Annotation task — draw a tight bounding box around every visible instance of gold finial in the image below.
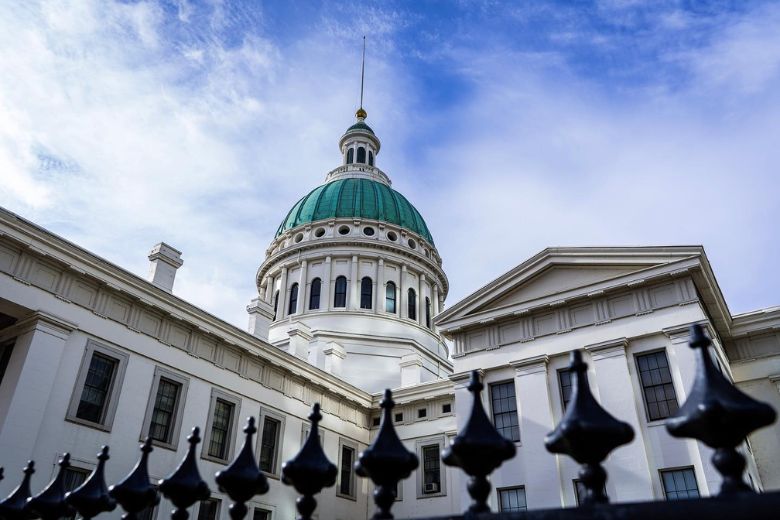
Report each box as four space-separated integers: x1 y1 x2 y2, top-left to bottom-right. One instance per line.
356 107 367 120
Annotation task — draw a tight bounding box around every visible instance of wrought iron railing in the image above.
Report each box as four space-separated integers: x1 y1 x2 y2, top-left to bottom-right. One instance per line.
0 324 778 520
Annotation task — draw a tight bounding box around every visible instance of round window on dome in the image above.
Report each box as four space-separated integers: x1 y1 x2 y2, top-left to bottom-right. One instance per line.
408 239 417 249
338 225 350 235
294 233 304 243
363 227 375 236
314 227 326 238
386 231 398 242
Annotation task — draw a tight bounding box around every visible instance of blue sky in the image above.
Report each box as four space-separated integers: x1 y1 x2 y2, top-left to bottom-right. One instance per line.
1 0 779 327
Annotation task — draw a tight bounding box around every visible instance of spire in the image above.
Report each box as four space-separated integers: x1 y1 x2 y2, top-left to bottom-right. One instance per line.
356 36 367 121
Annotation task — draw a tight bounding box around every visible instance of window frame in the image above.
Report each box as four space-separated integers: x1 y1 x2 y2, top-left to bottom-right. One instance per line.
489 380 521 443
66 340 129 432
497 486 527 513
288 283 299 315
201 388 241 464
346 148 354 164
251 507 272 520
309 278 321 310
360 277 373 310
659 466 700 500
334 276 348 308
257 408 286 478
196 498 221 520
385 282 397 314
558 368 573 410
356 146 366 163
635 349 680 422
140 367 189 450
415 437 446 498
408 288 417 320
336 438 358 500
425 297 431 328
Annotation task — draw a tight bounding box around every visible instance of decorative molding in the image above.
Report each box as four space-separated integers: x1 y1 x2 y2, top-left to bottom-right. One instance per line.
585 338 629 361
510 355 549 376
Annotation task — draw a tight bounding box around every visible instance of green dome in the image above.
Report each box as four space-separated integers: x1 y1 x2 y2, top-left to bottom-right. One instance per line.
346 121 374 134
276 178 434 245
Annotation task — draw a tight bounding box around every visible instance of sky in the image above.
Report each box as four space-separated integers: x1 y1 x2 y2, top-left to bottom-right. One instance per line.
1 0 779 328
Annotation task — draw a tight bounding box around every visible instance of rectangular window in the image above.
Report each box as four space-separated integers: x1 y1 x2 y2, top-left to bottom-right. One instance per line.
259 416 281 474
422 445 441 494
394 412 403 423
76 352 118 424
574 479 606 505
660 468 699 500
67 341 128 431
208 399 235 461
418 408 427 419
338 443 356 498
252 509 270 520
442 403 451 414
490 381 520 442
558 368 573 409
636 350 679 421
197 499 220 520
63 467 90 520
142 367 189 449
498 486 527 512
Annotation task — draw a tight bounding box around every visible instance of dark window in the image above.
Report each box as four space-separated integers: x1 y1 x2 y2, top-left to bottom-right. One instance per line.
368 150 374 166
208 398 234 460
339 445 355 497
498 487 527 512
394 412 403 423
309 278 321 310
425 297 431 328
661 468 699 500
558 369 573 409
149 378 181 443
360 277 372 309
0 341 14 387
63 467 90 520
252 510 270 520
197 499 220 520
371 416 380 427
259 416 281 473
334 276 347 308
422 445 441 493
76 352 118 424
408 288 417 320
272 291 279 320
357 146 366 163
490 381 520 442
418 408 427 419
574 479 606 505
385 282 396 314
288 283 299 315
442 403 451 414
636 351 679 421
346 148 354 164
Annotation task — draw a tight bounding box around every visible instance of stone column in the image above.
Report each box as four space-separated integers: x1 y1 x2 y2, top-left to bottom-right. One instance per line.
323 256 332 311
586 339 654 502
296 260 308 315
418 274 426 326
350 255 359 310
0 314 73 481
433 284 440 316
510 355 561 509
263 275 274 304
277 266 288 320
400 264 408 319
376 258 384 313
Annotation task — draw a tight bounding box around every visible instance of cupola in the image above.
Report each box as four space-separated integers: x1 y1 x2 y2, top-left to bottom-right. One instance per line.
339 108 381 166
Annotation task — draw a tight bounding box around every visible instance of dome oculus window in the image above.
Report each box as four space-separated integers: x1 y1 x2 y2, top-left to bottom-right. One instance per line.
408 239 417 249
314 227 326 238
363 227 375 236
386 231 397 242
294 233 304 243
338 225 350 235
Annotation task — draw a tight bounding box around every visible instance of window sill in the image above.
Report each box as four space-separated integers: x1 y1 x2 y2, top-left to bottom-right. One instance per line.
143 437 178 452
336 492 357 502
201 454 231 466
646 419 669 428
262 471 280 481
416 492 447 500
65 416 112 433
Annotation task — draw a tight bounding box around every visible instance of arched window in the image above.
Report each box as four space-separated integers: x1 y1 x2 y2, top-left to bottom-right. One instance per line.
385 282 396 314
309 278 321 310
334 276 347 308
368 150 374 166
360 277 373 309
408 288 417 320
346 148 354 164
357 146 366 163
426 297 431 328
273 290 279 320
288 283 299 315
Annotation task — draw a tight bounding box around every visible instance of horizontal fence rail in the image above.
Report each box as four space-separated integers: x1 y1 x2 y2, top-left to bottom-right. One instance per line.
0 325 777 520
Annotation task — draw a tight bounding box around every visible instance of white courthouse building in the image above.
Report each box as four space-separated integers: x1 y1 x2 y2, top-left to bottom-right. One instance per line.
0 108 778 520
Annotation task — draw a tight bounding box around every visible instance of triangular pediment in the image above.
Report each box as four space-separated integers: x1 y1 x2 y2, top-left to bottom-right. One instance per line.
436 246 706 331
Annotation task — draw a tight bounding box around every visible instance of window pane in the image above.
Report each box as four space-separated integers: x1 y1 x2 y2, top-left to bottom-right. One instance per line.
197 500 220 520
76 353 117 424
661 468 699 500
559 369 573 409
339 445 355 496
422 445 441 492
208 399 234 459
288 284 298 315
334 277 347 307
360 277 372 309
259 417 280 473
149 378 180 443
490 382 520 442
385 283 396 314
408 289 416 320
252 510 269 520
498 487 527 512
309 279 321 310
636 351 679 421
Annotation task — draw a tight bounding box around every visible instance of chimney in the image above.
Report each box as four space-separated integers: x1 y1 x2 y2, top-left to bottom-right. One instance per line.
147 242 183 293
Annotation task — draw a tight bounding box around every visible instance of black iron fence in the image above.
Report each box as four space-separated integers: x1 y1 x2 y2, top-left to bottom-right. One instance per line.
0 324 778 520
